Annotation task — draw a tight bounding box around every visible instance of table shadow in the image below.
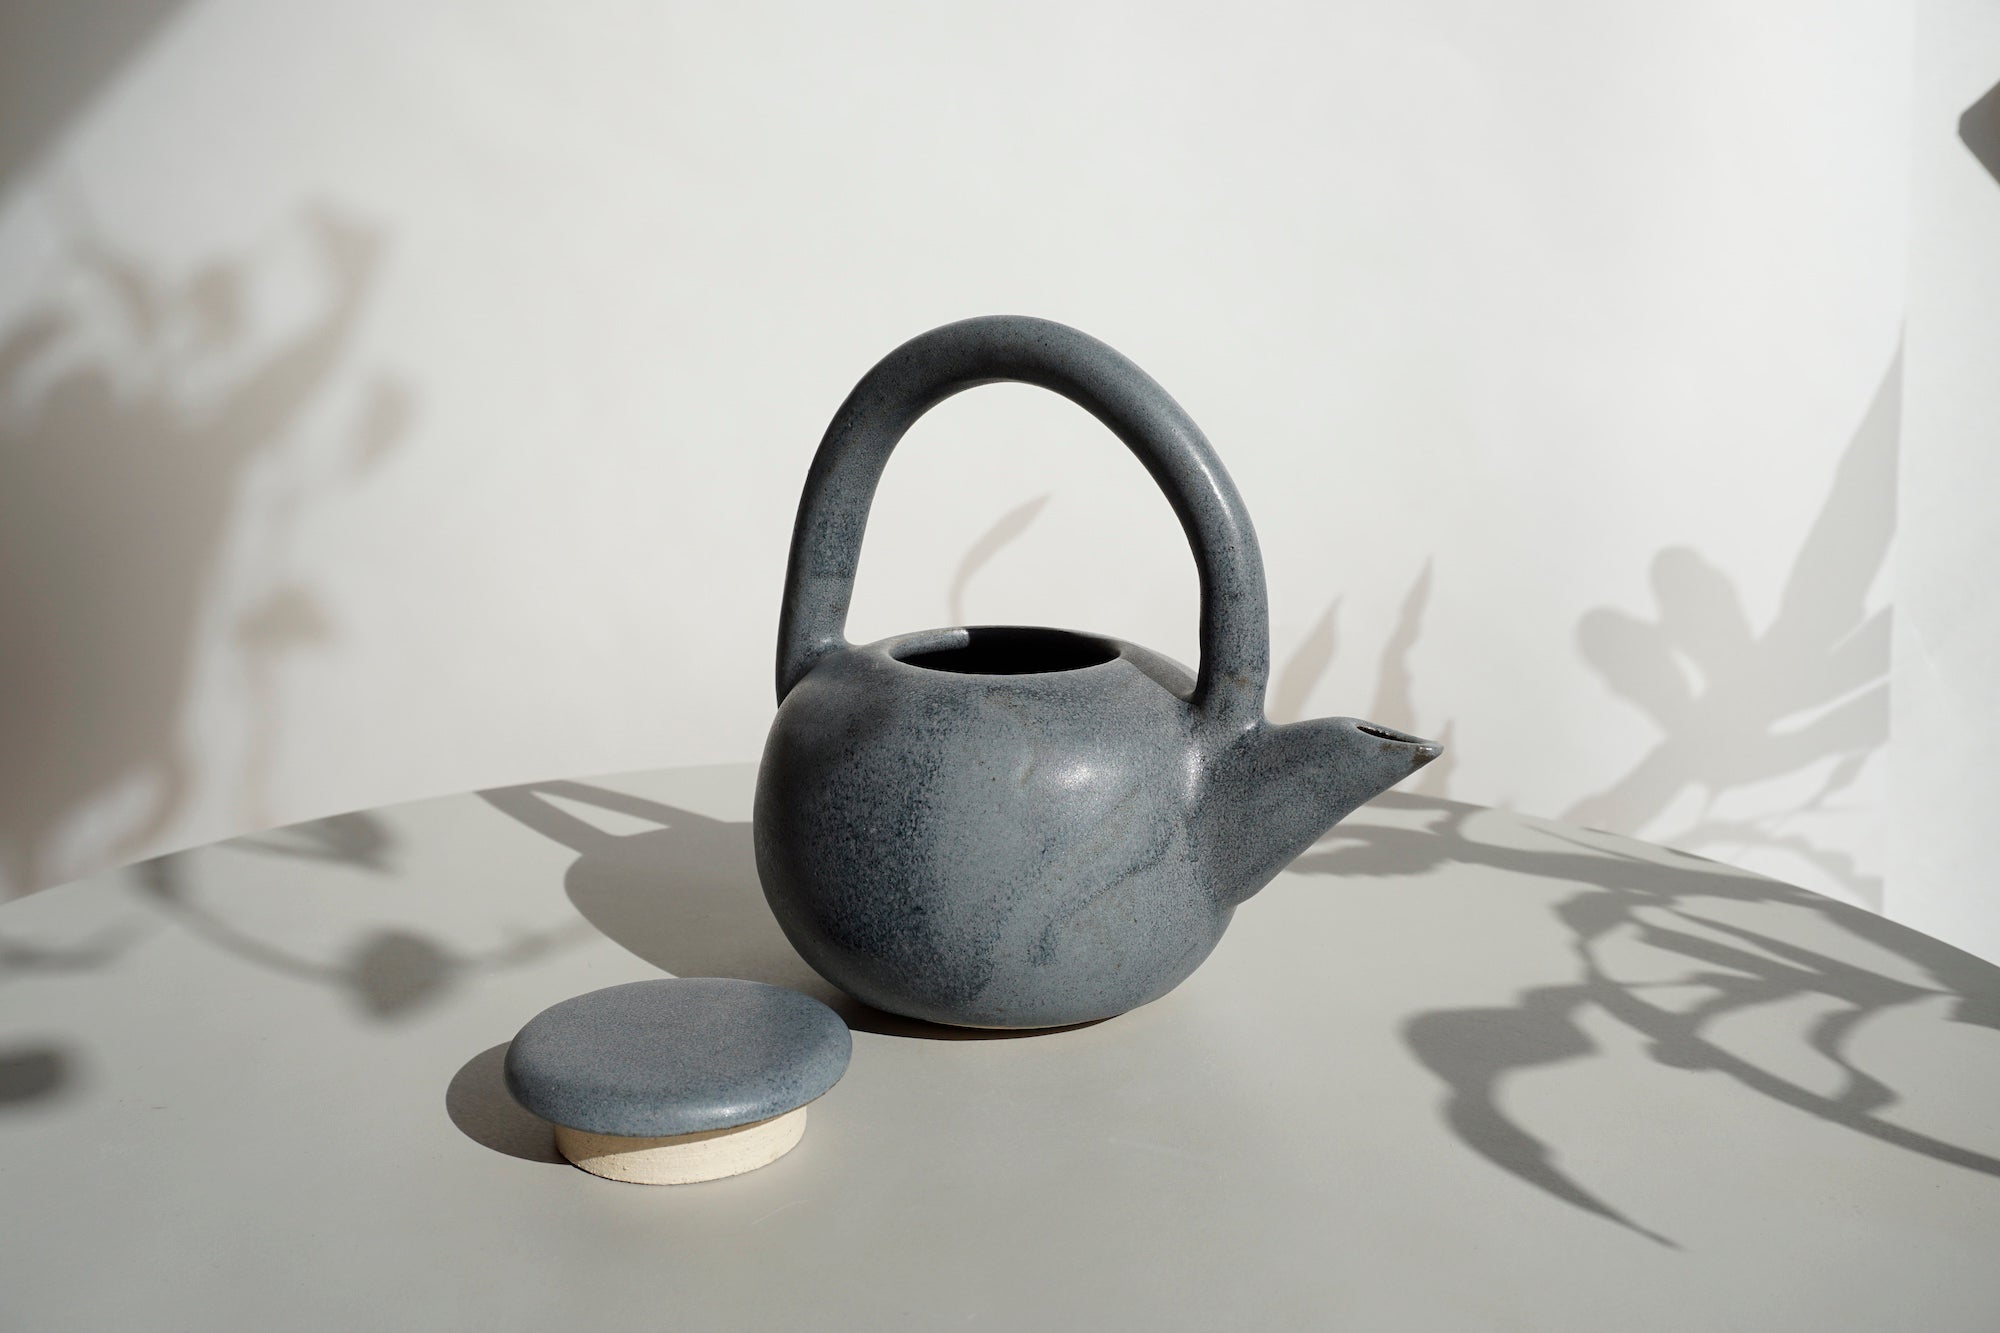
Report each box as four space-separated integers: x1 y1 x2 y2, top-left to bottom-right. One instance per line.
0 1044 72 1109
475 779 1091 1042
1296 790 2000 1246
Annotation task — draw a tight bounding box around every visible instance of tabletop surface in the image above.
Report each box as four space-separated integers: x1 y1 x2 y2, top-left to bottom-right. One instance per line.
3 764 1999 1331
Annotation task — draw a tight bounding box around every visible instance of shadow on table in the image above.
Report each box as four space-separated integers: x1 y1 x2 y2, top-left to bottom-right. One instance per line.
1297 790 2000 1246
474 779 1081 1043
132 853 597 1023
446 1042 564 1165
231 810 397 874
0 1045 72 1109
0 923 152 1111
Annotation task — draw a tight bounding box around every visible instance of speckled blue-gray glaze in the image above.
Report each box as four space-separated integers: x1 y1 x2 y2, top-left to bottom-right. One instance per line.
756 315 1442 1029
503 978 851 1137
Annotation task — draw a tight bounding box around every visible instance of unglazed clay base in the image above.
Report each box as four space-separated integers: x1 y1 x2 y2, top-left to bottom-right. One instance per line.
553 1107 807 1184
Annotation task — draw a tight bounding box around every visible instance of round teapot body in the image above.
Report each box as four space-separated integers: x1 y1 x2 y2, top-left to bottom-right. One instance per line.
753 627 1234 1029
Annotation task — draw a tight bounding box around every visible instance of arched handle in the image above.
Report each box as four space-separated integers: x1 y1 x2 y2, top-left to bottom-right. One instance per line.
776 315 1270 732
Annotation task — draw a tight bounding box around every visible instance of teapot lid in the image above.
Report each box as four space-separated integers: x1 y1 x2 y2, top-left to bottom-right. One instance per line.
503 977 851 1139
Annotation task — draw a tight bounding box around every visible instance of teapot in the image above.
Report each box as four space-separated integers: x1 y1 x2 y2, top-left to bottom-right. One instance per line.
754 316 1441 1028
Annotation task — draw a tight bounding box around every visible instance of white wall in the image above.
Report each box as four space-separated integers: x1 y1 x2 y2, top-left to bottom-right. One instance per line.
1894 0 2000 961
0 3 1918 937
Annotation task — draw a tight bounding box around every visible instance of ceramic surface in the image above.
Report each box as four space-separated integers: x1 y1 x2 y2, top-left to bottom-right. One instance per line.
756 315 1441 1028
503 978 851 1137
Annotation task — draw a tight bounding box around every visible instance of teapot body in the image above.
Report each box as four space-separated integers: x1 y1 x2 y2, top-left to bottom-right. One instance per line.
751 315 1441 1030
754 627 1233 1029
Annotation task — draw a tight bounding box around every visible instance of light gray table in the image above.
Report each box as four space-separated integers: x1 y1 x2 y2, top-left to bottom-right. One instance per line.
4 764 1999 1330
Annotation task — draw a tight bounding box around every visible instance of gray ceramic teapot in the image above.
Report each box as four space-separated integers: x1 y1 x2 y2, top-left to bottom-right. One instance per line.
754 316 1441 1029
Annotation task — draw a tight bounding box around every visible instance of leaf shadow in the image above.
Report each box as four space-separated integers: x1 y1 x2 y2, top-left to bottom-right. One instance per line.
1562 354 1899 906
947 492 1051 626
1297 790 2000 1245
1960 78 2000 187
1272 561 1456 796
0 199 411 896
0 1046 73 1110
0 921 154 1111
231 810 396 874
129 849 594 1022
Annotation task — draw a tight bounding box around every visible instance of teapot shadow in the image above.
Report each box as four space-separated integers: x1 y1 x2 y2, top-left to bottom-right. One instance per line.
475 779 1093 1041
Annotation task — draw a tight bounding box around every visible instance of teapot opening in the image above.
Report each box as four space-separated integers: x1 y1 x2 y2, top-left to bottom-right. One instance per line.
896 626 1118 676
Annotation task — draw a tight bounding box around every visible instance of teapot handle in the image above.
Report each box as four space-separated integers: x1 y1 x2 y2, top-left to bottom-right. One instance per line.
776 315 1270 732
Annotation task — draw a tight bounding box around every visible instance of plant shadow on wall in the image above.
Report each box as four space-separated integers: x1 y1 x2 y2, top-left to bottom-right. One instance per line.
947 492 1050 626
0 0 195 187
1561 359 1898 909
1269 557 1458 796
1259 363 1894 907
1959 78 2000 186
0 199 413 896
945 493 1462 796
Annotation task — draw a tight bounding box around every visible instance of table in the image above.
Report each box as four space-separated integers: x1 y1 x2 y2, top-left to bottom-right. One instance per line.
4 764 1998 1329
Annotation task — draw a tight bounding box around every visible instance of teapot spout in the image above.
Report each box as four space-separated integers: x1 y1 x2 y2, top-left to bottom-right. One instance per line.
1201 717 1442 907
